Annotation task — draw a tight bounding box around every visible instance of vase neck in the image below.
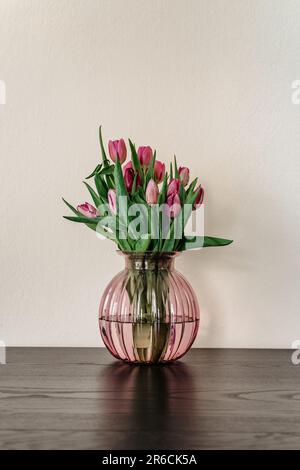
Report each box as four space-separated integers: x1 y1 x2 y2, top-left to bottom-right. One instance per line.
122 252 178 271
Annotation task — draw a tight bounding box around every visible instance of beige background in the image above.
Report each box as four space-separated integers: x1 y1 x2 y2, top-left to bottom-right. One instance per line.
1 0 300 347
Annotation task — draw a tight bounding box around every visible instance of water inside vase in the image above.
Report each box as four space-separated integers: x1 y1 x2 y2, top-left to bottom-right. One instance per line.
99 319 199 364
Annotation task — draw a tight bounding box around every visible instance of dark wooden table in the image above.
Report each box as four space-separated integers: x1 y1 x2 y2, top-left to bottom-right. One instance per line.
0 348 299 450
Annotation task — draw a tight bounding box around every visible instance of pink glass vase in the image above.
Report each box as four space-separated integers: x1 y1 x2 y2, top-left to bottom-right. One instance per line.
99 252 199 364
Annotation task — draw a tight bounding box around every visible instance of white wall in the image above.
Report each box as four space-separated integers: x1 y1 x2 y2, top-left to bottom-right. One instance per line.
1 0 300 348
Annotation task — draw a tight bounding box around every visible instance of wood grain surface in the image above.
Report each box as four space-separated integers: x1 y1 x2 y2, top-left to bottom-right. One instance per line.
0 348 299 450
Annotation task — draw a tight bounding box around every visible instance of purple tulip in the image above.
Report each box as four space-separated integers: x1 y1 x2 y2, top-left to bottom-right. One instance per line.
167 178 181 196
165 193 181 218
123 161 133 172
193 186 204 209
138 146 153 167
146 179 159 205
108 139 127 164
179 166 190 186
77 202 98 218
123 161 141 193
123 166 134 193
108 189 117 215
154 160 165 183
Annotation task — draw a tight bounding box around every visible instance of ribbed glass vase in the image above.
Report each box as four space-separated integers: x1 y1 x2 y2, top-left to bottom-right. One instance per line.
99 252 199 364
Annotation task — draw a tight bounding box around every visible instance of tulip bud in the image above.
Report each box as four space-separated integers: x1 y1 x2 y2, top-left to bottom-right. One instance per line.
108 189 117 215
154 160 165 183
146 179 159 205
138 146 153 167
108 139 127 164
193 186 204 209
123 167 134 193
123 161 141 193
179 166 190 186
165 193 181 218
77 202 98 219
123 161 133 172
167 178 180 196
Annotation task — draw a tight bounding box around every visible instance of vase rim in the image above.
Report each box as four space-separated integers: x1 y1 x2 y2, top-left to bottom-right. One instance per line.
117 250 180 257
118 250 179 270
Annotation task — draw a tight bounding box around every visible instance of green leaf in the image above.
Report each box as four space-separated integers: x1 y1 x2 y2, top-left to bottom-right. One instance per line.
95 217 117 240
131 172 138 195
145 150 156 187
203 236 233 247
114 158 129 244
169 162 173 180
83 182 100 206
137 186 146 201
116 231 132 251
158 173 168 204
179 182 185 204
174 155 179 178
94 173 108 199
63 215 98 232
114 157 128 198
63 200 109 233
63 214 119 240
99 126 110 166
106 175 115 190
135 236 151 252
99 127 115 189
161 222 175 252
99 165 115 176
182 187 200 232
129 139 141 174
182 236 233 250
62 197 78 215
150 241 160 252
186 177 198 198
131 192 146 205
63 216 98 224
175 238 185 251
161 237 175 253
185 184 200 206
86 164 102 180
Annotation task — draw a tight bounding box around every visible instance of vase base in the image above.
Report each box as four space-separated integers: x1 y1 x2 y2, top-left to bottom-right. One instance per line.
99 319 199 364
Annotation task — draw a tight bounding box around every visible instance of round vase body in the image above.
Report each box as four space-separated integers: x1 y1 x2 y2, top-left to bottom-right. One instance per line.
99 253 199 364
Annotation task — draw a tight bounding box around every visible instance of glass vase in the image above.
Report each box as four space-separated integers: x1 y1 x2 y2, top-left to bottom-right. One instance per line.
99 252 199 364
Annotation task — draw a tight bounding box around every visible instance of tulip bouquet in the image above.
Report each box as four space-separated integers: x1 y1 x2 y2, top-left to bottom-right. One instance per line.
63 128 233 363
63 127 232 252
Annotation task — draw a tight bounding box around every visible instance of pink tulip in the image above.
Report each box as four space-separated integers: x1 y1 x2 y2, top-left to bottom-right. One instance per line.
123 161 141 192
179 166 190 186
108 139 127 164
77 202 98 218
123 161 133 172
154 160 165 183
108 189 117 215
124 168 135 193
193 186 204 209
146 179 159 205
167 178 181 196
123 166 134 193
165 193 181 218
138 146 153 167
